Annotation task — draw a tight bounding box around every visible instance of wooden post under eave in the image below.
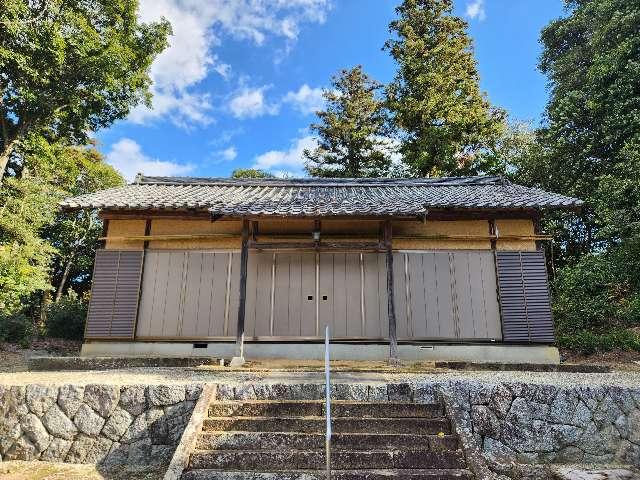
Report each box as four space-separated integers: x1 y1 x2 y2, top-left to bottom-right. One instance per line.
236 218 250 357
384 220 399 364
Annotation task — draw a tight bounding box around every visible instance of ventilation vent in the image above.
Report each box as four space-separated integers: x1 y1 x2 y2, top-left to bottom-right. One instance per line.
85 250 144 339
496 251 555 343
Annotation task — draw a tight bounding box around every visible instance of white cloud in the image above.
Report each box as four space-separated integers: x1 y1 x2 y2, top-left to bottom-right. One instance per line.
229 85 279 119
283 84 325 115
128 90 212 128
465 0 486 21
106 138 193 181
252 134 317 176
212 55 232 80
133 0 332 127
214 146 238 162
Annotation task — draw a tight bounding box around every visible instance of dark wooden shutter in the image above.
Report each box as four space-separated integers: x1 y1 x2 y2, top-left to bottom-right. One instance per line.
85 250 144 339
495 251 555 343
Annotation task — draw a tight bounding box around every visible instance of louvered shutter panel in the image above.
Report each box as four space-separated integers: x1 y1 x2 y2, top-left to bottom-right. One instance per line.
85 250 144 339
496 251 555 343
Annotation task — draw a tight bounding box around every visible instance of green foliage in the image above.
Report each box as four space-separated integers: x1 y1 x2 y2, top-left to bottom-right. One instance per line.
385 0 506 176
531 0 640 261
0 176 58 311
231 169 275 179
0 0 171 178
45 292 87 340
0 310 34 347
0 138 124 314
304 66 393 178
39 141 125 299
553 251 640 335
557 329 640 355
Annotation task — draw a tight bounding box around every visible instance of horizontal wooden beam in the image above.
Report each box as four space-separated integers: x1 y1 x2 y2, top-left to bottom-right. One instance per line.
99 210 214 220
248 241 384 251
99 233 238 241
99 208 544 222
101 233 553 242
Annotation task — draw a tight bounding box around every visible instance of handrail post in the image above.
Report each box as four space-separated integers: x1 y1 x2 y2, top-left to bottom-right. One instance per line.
325 324 331 480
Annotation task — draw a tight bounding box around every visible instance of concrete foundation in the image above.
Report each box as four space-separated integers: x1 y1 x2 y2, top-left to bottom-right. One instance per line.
81 342 560 364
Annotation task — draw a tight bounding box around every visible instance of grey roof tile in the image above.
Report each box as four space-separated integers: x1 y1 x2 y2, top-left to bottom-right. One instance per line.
60 175 583 216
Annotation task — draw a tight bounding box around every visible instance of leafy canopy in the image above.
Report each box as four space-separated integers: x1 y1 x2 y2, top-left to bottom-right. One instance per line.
231 168 275 179
385 0 506 176
513 0 640 263
0 137 123 313
0 0 170 178
521 0 640 349
304 66 393 178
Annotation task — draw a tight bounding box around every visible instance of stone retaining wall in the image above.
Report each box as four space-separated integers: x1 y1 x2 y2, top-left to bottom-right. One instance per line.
444 380 640 478
0 383 202 473
2 379 639 479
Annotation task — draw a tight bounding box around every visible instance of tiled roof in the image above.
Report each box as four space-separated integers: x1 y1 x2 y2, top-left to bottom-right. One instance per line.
60 175 583 216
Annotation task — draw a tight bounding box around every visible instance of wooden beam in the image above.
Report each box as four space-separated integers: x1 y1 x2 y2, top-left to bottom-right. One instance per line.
236 218 250 357
100 219 109 248
532 215 543 251
384 220 399 364
313 219 321 250
99 209 213 220
248 241 383 251
98 233 238 242
143 219 152 249
98 208 545 222
488 219 497 250
133 220 152 340
251 221 259 242
99 232 553 243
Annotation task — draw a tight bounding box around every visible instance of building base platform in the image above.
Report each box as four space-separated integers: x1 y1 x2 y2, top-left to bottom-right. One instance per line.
81 342 560 364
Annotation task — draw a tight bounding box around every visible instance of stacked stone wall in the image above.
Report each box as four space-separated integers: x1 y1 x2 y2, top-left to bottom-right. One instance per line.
0 383 202 472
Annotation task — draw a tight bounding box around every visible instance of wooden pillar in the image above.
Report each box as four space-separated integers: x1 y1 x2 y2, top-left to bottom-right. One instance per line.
384 220 399 364
236 218 250 356
488 219 497 250
100 219 110 249
132 219 152 339
143 219 152 249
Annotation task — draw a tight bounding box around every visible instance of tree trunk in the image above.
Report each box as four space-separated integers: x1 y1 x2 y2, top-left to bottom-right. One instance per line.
55 254 75 302
0 138 19 181
39 289 51 331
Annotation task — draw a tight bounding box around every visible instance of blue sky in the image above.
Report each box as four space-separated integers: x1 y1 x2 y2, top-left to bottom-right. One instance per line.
98 0 566 181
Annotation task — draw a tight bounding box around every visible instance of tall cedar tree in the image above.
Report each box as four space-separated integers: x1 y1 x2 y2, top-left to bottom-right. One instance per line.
304 66 393 178
385 0 505 176
0 0 170 180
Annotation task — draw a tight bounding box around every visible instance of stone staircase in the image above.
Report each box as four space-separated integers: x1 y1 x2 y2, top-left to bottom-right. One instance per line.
181 394 473 479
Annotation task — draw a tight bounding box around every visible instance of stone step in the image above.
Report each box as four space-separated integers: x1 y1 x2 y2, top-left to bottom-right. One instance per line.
182 469 474 480
189 449 466 470
207 401 444 419
202 417 451 435
196 432 459 451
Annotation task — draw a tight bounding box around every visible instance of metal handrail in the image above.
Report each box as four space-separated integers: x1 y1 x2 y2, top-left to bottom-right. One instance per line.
324 325 331 480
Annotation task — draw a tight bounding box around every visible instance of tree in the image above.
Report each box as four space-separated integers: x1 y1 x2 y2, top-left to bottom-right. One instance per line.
511 0 640 267
231 168 275 179
304 66 393 178
0 0 170 179
385 0 506 176
42 144 124 301
0 137 123 314
0 176 57 312
519 0 640 350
